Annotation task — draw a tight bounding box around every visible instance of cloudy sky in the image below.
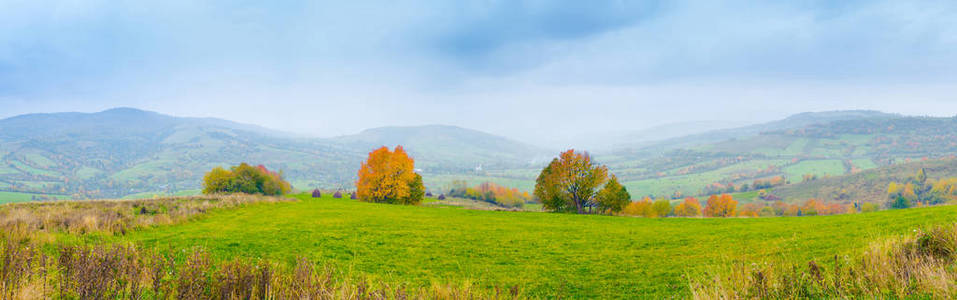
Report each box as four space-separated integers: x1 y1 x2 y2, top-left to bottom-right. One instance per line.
1 0 956 146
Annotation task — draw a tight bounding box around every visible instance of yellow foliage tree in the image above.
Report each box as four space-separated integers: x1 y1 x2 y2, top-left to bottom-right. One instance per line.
621 197 656 217
673 197 702 217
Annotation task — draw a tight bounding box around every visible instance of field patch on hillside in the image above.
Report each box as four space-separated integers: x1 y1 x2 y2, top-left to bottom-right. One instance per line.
784 159 846 182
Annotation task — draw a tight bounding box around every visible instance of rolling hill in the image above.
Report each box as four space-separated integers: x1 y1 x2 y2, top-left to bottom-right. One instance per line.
748 157 957 205
2 108 956 201
0 108 547 199
330 125 550 170
599 115 957 199
0 108 360 198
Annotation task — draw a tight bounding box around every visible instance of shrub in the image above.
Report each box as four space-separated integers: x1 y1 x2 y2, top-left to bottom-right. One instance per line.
861 202 880 213
448 181 531 208
621 197 656 217
311 189 321 198
333 191 342 199
673 197 702 217
652 198 672 217
202 163 291 196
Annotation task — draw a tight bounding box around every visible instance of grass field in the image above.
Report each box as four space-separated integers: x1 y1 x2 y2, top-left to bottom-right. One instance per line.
0 191 70 204
99 193 957 298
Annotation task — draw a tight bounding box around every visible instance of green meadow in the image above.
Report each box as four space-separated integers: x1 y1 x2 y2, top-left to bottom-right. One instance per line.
0 191 70 204
101 193 957 298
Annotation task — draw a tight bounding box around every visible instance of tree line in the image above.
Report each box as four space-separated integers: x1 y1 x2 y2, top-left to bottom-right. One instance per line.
887 168 957 209
199 147 943 218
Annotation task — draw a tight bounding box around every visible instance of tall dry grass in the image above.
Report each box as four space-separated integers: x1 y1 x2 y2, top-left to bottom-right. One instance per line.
0 240 522 299
0 194 292 239
689 224 957 299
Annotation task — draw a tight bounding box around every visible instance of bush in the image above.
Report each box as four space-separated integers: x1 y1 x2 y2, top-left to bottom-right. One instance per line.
311 189 321 198
447 181 530 208
202 163 291 196
333 191 342 199
861 202 880 213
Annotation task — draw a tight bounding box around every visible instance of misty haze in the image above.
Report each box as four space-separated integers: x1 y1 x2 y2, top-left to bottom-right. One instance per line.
1 1 956 299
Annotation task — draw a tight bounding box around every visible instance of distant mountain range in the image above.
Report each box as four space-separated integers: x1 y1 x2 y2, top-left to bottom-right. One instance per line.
617 110 902 154
1 107 954 201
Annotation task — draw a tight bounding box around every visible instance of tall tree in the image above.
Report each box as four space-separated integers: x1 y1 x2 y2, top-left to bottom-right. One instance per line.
356 146 423 205
596 174 630 214
534 150 609 214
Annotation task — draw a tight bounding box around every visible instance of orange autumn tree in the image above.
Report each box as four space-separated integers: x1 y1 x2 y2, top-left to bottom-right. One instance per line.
704 194 737 217
355 146 424 205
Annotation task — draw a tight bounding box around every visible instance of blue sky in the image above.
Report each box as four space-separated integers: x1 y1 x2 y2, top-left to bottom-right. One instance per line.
1 0 956 146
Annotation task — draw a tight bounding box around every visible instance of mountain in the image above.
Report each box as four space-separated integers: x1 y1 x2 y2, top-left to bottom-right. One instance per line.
606 121 752 151
0 108 548 198
618 110 901 154
0 108 362 198
331 125 549 170
0 107 288 139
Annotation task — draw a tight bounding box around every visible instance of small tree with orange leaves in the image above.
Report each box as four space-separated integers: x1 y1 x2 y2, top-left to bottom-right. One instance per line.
356 146 424 205
704 194 737 217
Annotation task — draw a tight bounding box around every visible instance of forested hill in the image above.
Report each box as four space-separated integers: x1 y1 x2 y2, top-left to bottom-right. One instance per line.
766 157 957 204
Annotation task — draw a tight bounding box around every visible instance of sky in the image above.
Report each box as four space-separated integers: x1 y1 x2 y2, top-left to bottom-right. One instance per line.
1 0 956 147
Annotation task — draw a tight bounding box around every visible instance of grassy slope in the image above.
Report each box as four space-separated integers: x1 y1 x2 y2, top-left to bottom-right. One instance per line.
0 191 70 204
111 193 957 298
